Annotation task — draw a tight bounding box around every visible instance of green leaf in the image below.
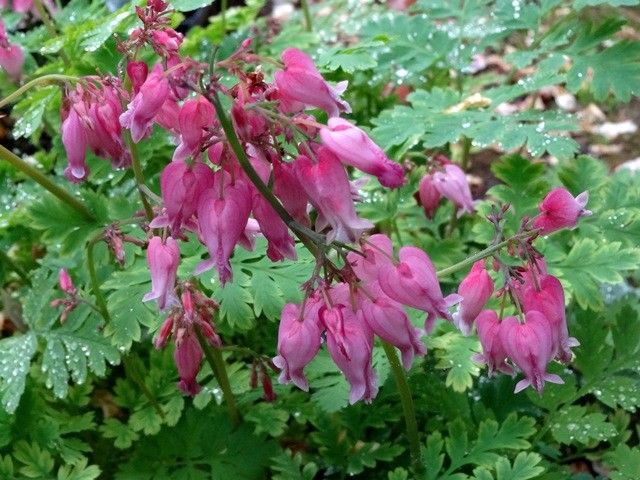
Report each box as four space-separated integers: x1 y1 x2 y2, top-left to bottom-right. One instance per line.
347 441 404 475
316 43 380 73
271 451 318 480
427 330 481 392
550 405 617 444
13 441 54 478
245 403 290 437
57 458 101 480
11 87 59 139
606 444 640 480
0 333 37 413
495 452 544 480
592 376 640 412
100 418 139 449
170 0 215 12
80 8 134 52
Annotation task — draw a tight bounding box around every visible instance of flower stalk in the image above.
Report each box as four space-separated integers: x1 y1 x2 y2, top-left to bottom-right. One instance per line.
0 74 78 109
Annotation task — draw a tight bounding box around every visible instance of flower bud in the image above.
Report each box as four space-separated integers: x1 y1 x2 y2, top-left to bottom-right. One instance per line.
143 236 180 310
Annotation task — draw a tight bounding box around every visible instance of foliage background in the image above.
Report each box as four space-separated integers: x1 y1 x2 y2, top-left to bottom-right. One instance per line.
0 0 640 478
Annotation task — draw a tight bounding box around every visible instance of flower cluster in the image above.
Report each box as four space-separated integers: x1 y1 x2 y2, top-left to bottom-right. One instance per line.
55 0 591 401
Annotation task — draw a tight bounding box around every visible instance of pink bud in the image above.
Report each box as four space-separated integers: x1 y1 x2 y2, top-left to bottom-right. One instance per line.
120 64 170 142
432 164 475 216
127 61 148 94
378 246 460 333
58 269 75 294
253 193 297 262
500 311 564 394
143 236 180 310
272 155 309 225
195 177 252 284
151 29 183 54
154 316 174 349
174 329 202 396
177 96 214 158
275 48 351 118
533 188 591 234
521 274 578 364
453 261 494 336
323 305 378 404
319 118 405 188
152 160 216 233
272 303 322 391
294 149 373 243
418 174 442 219
359 285 426 370
0 28 23 83
61 107 89 183
472 310 512 375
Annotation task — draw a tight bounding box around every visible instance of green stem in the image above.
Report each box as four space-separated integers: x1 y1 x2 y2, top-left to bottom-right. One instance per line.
0 249 30 285
459 136 472 170
0 145 94 221
195 327 241 426
436 230 538 279
220 0 228 32
300 0 313 32
122 354 166 420
126 134 155 221
381 341 424 474
0 74 78 109
86 236 110 321
32 0 71 67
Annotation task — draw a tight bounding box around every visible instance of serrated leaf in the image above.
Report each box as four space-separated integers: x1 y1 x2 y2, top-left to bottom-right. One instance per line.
495 452 544 480
347 441 404 475
11 87 59 139
170 0 215 12
550 405 617 444
56 458 101 480
0 333 37 413
245 403 289 437
606 444 640 480
271 451 318 480
80 9 134 52
592 376 640 412
100 418 139 449
13 441 54 478
427 330 481 392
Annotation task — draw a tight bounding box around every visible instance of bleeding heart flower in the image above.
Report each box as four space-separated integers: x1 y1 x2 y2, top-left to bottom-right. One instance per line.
453 261 494 336
533 188 592 234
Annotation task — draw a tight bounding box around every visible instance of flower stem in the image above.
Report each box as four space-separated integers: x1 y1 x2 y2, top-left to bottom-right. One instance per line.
86 235 110 321
0 74 78 109
381 341 424 474
32 0 71 68
195 327 241 426
126 133 155 221
436 230 538 279
220 0 228 32
300 0 313 32
0 144 94 221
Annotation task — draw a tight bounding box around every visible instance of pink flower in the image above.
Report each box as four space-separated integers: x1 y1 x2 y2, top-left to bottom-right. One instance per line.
322 305 378 404
378 246 460 333
127 61 148 94
272 303 322 391
61 107 89 183
347 233 393 285
272 155 309 225
521 274 578 364
195 177 252 284
433 163 475 216
453 261 494 336
533 188 591 234
174 96 215 162
143 236 180 310
319 118 405 188
151 29 183 55
359 284 426 370
275 47 350 118
500 311 564 394
294 149 373 243
151 160 216 233
253 193 298 261
58 269 75 295
0 22 23 83
120 64 169 142
472 310 512 375
174 328 202 396
417 174 441 219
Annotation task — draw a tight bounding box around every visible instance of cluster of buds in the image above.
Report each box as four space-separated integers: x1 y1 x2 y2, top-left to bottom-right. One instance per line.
0 20 23 83
417 154 476 219
61 79 130 182
50 269 79 322
154 285 221 395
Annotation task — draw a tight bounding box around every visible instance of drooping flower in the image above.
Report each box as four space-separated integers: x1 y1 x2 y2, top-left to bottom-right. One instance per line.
322 305 378 404
472 310 512 374
151 159 216 233
275 47 350 118
432 163 475 216
521 274 579 364
294 148 373 243
173 96 215 162
453 261 494 335
0 21 23 83
120 64 170 142
500 311 564 393
61 107 89 183
272 303 322 391
347 233 393 285
533 187 592 234
58 269 76 295
195 177 252 284
378 246 460 333
272 155 309 225
319 118 405 188
143 236 180 310
359 284 426 370
174 328 203 396
417 173 442 219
